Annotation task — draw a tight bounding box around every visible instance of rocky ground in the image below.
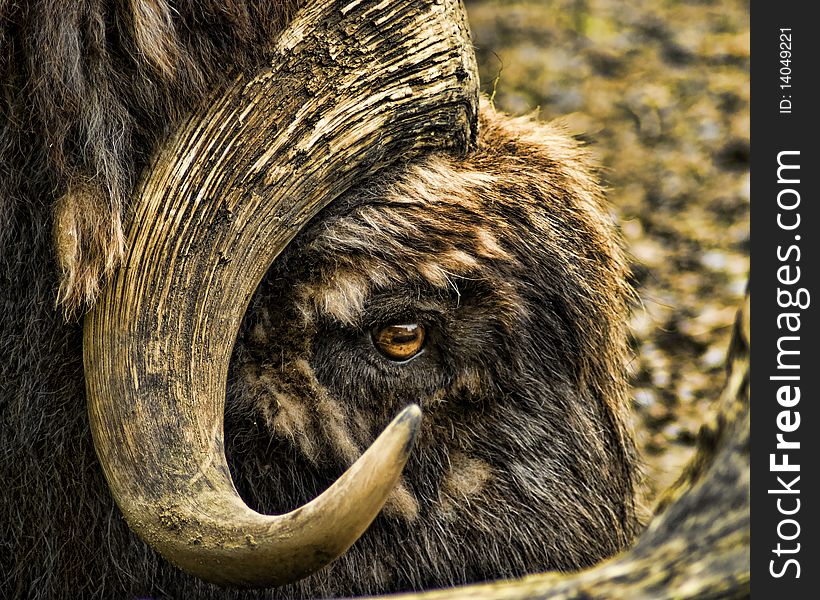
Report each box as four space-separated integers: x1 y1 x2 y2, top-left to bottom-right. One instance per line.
465 0 750 507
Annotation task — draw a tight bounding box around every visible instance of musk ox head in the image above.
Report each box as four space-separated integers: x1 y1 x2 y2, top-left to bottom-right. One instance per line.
1 0 644 597
223 103 639 596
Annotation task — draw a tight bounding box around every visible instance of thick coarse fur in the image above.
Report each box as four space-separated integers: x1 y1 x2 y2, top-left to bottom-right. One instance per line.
0 2 639 599
0 0 303 314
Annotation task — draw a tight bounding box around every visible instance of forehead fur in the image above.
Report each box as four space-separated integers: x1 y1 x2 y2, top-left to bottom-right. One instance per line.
285 102 627 340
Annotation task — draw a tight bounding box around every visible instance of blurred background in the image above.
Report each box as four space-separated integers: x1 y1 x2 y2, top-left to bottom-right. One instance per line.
464 0 750 507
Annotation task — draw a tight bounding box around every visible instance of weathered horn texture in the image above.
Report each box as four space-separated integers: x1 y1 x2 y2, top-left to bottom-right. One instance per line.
83 0 478 589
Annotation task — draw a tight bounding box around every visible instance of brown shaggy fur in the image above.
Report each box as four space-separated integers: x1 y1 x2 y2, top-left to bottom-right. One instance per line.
1 2 639 598
0 0 303 315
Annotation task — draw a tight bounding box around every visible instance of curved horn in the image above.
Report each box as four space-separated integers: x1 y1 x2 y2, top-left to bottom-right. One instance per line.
83 0 478 588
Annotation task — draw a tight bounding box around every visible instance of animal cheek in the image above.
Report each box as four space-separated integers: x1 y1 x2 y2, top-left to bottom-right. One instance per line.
437 452 494 520
452 367 486 397
427 367 491 410
382 480 420 522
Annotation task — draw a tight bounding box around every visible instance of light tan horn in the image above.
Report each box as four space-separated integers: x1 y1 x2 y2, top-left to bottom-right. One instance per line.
83 0 478 588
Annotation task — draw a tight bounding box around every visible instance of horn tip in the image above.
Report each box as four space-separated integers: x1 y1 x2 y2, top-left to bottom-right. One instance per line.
395 404 422 455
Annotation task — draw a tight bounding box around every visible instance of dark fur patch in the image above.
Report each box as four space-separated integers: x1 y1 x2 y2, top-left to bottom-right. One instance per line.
0 0 303 315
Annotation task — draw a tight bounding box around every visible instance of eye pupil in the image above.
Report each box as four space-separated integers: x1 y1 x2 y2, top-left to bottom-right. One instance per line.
372 323 426 361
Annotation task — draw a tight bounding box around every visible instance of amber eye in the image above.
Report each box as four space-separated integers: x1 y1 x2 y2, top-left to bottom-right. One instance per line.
371 323 426 362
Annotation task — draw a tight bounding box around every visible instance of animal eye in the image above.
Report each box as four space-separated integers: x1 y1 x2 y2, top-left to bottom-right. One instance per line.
371 323 426 362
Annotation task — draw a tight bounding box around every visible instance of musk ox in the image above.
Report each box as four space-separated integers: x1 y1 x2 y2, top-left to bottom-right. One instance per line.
1 1 645 598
